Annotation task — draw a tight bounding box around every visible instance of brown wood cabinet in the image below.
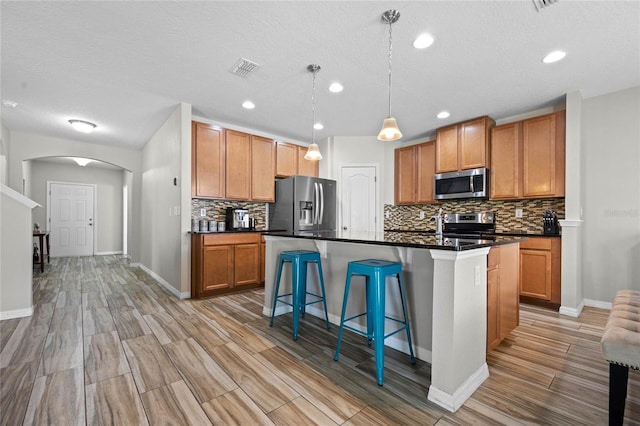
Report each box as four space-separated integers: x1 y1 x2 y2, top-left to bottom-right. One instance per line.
251 135 276 201
225 130 252 200
394 141 436 205
191 122 225 199
487 243 520 353
490 111 565 200
519 237 561 306
191 232 263 298
275 141 319 178
435 116 494 173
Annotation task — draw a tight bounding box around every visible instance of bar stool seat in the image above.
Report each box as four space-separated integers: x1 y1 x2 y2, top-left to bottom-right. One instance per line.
334 259 416 385
269 250 330 340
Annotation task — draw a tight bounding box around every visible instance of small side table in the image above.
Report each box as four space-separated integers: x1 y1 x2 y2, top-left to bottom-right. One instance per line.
33 231 50 272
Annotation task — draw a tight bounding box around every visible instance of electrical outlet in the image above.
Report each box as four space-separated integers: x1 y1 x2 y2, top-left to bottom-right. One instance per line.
200 209 206 217
385 211 390 219
419 211 425 219
515 208 523 218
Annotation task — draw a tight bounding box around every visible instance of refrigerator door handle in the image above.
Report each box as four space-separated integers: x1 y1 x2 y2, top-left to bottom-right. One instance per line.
313 182 319 224
318 183 324 225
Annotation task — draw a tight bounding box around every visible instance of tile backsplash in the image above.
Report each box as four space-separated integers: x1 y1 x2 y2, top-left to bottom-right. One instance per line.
384 198 565 233
191 199 267 230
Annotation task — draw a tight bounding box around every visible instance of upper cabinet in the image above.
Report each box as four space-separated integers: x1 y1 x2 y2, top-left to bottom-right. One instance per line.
394 140 436 205
435 116 495 173
192 122 275 202
490 111 565 200
275 141 318 178
192 122 225 199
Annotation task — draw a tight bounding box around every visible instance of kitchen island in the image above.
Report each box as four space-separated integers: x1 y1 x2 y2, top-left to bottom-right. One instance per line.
262 230 524 412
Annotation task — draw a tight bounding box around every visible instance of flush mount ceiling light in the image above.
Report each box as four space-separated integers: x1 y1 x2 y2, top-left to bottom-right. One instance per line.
69 119 97 133
72 157 93 167
542 50 566 63
304 64 323 161
437 111 450 119
242 100 256 109
1 99 18 108
413 34 434 49
328 82 343 93
377 9 403 142
313 123 324 130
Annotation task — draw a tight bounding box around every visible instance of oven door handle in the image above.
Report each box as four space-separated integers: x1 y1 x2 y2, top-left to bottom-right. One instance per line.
469 175 474 193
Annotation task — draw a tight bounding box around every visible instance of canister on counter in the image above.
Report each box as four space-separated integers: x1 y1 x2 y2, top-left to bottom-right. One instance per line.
200 219 208 232
209 220 217 232
191 218 199 232
217 221 226 232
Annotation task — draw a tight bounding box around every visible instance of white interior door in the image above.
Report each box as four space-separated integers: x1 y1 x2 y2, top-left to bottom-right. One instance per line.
340 166 377 233
49 182 95 257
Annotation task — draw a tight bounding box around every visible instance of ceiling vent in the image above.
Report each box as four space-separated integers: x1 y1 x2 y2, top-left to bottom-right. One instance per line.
229 58 260 78
532 0 558 11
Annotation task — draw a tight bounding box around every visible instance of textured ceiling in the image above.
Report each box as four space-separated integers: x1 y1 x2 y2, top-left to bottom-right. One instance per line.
1 1 639 149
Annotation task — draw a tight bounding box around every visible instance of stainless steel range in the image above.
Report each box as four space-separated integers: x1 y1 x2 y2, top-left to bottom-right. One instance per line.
443 212 496 235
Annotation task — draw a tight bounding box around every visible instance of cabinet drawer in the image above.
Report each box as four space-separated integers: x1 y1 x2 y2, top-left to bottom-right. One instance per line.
203 233 260 246
519 238 552 251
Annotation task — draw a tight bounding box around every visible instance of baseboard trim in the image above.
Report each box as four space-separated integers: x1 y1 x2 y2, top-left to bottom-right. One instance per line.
0 306 34 320
95 251 123 256
428 363 490 412
132 263 191 299
559 300 585 317
584 298 612 310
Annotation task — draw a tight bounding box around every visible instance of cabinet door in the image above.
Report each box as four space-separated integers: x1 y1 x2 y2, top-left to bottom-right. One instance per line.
459 117 488 170
499 243 520 339
251 136 275 201
522 114 556 197
225 130 252 200
192 122 225 198
416 141 436 203
519 248 552 300
490 122 521 199
297 147 319 177
435 125 459 173
394 145 416 204
202 245 234 292
486 267 500 352
276 142 298 177
234 243 260 286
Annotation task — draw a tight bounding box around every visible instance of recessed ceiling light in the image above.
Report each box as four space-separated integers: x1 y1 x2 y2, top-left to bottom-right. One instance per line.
437 111 450 119
328 82 343 93
413 34 434 49
1 99 18 108
68 119 97 133
542 50 566 64
242 100 255 109
313 123 324 130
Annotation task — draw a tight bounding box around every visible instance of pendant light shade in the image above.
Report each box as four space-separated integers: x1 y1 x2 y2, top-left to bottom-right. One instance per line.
378 9 402 142
304 64 323 161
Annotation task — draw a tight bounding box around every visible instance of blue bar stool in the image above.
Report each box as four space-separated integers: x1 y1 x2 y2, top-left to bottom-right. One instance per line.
269 250 330 340
334 259 416 385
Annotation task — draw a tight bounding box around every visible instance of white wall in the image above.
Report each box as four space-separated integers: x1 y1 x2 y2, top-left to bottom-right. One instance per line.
581 86 640 302
6 131 143 261
29 160 124 254
140 104 188 296
0 123 9 186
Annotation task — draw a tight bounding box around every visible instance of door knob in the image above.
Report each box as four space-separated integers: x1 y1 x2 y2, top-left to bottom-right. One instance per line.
343 226 347 230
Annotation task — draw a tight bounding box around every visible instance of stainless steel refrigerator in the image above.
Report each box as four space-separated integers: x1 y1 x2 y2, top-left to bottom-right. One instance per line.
268 176 337 233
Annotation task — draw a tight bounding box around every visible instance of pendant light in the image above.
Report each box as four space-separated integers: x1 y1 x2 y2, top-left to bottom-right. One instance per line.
377 9 403 142
304 64 323 161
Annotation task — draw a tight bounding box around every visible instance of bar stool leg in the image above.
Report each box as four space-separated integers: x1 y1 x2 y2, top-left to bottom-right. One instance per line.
334 265 353 361
315 260 331 329
300 261 308 318
365 277 373 346
269 257 286 327
372 269 386 386
397 273 416 364
292 256 304 341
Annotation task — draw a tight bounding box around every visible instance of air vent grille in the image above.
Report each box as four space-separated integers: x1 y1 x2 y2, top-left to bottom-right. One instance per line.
229 58 260 78
533 0 558 11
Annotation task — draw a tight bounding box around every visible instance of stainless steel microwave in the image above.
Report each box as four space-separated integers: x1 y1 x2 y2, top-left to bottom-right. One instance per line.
434 167 489 200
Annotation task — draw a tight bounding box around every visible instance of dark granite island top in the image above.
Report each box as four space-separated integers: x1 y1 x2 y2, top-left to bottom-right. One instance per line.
262 230 527 251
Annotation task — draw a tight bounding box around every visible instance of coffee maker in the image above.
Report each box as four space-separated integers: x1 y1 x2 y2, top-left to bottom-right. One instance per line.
226 207 250 230
543 210 559 235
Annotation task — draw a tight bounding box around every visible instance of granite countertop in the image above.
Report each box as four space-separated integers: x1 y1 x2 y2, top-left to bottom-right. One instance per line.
263 230 527 251
385 229 561 238
191 229 263 234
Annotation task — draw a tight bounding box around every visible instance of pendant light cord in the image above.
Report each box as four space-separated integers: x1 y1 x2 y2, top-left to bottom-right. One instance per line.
312 68 317 144
387 17 393 118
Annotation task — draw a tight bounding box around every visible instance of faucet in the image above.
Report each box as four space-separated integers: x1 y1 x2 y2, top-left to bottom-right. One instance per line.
431 208 443 236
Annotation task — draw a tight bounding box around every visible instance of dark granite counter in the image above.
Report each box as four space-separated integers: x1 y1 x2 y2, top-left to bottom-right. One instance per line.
385 229 560 238
262 230 526 251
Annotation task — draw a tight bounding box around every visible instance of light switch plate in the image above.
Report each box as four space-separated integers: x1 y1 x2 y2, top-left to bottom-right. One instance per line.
200 209 206 217
515 208 523 218
419 211 425 219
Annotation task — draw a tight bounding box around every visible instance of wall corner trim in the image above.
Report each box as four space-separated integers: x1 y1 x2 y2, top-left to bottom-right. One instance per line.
559 300 585 317
0 306 34 320
131 262 191 299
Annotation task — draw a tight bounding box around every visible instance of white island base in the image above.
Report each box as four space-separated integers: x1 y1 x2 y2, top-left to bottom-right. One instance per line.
263 235 490 412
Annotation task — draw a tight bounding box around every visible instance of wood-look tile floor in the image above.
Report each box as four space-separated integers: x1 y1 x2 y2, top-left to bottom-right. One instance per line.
1 256 638 425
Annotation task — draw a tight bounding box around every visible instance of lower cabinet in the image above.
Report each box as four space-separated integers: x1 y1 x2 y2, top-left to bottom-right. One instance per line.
519 237 561 306
487 243 520 353
192 232 263 298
